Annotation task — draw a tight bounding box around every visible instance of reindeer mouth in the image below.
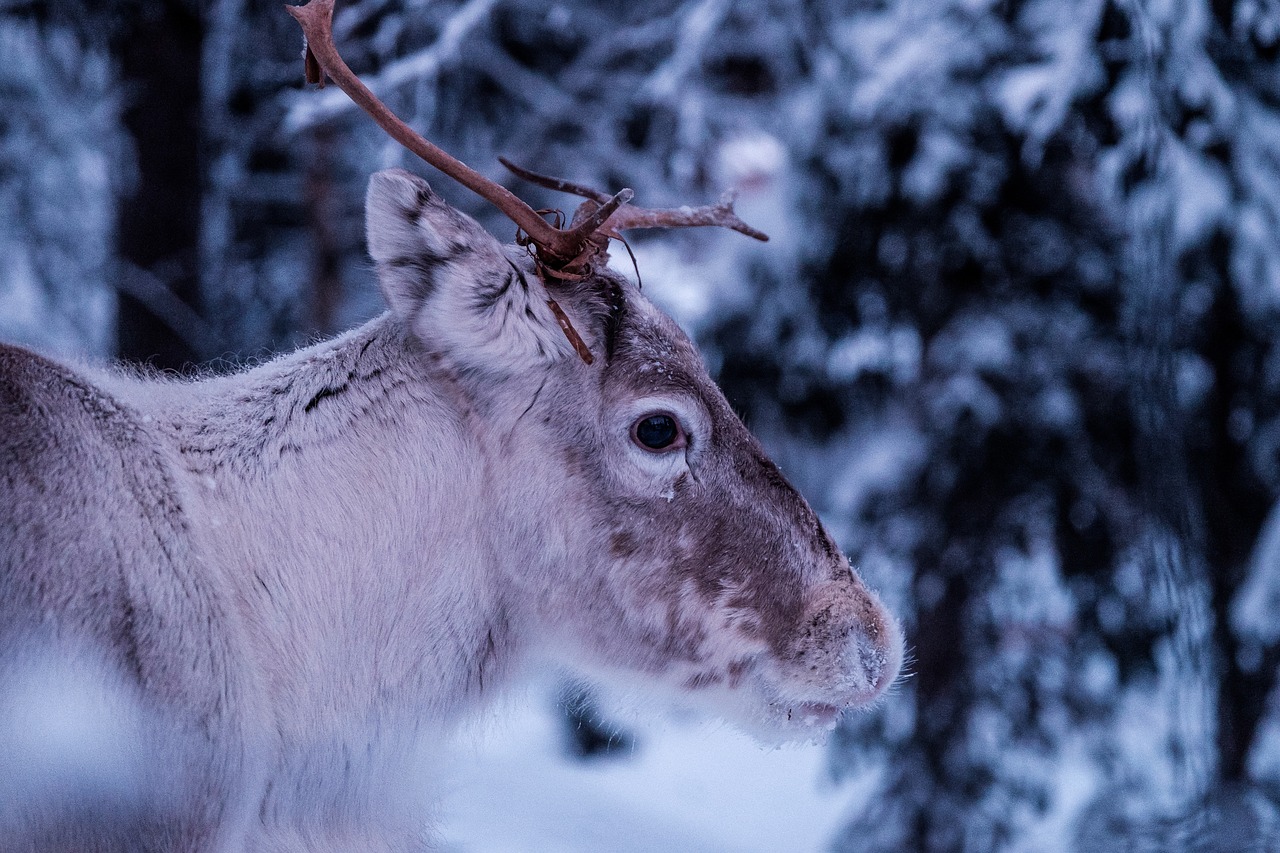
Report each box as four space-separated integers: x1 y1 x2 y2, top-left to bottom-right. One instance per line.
755 650 895 735
784 701 842 729
752 669 862 735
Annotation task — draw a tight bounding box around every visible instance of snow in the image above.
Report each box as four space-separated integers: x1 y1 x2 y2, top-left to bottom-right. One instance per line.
1166 138 1232 248
1004 736 1100 853
435 681 875 853
0 651 157 818
283 0 499 133
0 20 120 357
1232 499 1280 647
991 536 1075 631
994 0 1105 158
826 326 921 385
828 427 927 525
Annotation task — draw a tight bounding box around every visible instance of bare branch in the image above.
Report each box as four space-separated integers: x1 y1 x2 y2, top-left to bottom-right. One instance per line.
642 0 731 101
463 42 576 118
115 263 224 361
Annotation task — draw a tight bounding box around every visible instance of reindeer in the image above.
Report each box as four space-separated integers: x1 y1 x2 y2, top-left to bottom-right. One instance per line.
0 1 902 849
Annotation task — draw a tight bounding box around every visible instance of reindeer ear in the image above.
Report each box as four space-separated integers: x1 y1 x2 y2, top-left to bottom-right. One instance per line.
365 169 577 373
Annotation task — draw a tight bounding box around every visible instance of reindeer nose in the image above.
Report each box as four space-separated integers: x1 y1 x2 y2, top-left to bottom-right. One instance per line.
796 580 902 704
843 620 900 698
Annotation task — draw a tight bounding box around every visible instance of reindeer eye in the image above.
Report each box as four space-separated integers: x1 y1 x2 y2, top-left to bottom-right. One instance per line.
633 414 681 451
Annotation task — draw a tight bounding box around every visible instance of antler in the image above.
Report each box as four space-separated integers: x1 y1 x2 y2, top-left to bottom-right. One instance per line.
287 0 768 276
499 159 768 244
287 0 632 271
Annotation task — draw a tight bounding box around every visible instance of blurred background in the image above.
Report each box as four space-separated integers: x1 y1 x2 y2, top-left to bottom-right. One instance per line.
3 0 1280 848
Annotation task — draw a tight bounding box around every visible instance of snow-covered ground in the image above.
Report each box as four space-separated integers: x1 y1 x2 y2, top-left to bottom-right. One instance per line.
435 680 876 853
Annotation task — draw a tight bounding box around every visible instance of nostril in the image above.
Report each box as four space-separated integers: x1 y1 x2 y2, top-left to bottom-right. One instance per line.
845 630 882 692
844 620 902 696
795 582 903 702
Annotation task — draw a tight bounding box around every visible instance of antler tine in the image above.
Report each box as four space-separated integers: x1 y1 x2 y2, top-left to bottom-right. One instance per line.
607 193 770 242
288 0 616 266
501 157 768 243
503 157 768 242
498 157 614 205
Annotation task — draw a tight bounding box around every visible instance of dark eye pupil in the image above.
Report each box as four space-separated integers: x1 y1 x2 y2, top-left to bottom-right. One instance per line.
636 415 678 450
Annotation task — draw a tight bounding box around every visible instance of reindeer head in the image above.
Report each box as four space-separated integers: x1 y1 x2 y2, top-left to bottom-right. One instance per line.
365 169 901 735
292 0 902 736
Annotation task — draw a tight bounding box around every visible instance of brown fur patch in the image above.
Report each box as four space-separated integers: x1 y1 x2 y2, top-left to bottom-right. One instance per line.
683 671 723 690
610 530 641 559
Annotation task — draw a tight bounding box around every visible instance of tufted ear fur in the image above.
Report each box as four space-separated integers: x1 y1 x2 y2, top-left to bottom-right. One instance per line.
366 168 580 374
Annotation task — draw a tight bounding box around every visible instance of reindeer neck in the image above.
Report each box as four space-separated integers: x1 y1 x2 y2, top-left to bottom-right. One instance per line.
123 314 518 727
150 315 427 473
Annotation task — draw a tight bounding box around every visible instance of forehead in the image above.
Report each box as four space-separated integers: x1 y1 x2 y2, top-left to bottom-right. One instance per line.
604 285 710 396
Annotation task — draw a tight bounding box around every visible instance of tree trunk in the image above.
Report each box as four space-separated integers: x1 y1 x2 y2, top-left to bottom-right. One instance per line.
112 0 204 369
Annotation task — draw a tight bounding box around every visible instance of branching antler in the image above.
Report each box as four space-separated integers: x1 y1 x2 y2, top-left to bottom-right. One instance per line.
287 0 631 271
499 159 768 243
288 0 768 267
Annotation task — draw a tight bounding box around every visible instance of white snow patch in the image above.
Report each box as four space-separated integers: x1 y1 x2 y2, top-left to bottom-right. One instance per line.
1167 138 1232 249
614 242 717 334
826 325 921 385
713 133 786 195
929 314 1016 374
828 426 927 524
1232 499 1280 646
991 536 1075 631
435 681 872 853
0 652 156 816
1006 736 1101 853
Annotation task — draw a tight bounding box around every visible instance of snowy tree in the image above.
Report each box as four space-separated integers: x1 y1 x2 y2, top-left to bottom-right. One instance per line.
0 17 124 356
695 0 1280 848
